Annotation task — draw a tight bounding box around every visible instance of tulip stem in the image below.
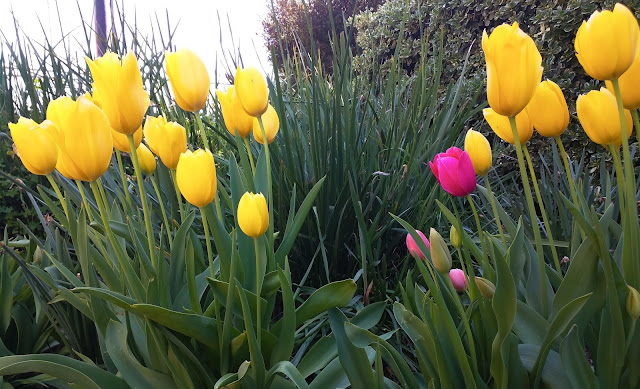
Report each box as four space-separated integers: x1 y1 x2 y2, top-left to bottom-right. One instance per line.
553 137 579 206
97 178 112 219
46 174 69 221
523 145 561 274
508 115 548 316
151 175 172 248
115 150 136 214
484 176 507 247
451 199 481 300
257 115 274 267
634 110 640 145
253 237 262 349
445 273 478 373
243 136 256 176
609 145 626 213
200 207 215 279
127 134 157 270
76 181 95 224
171 169 184 223
194 112 210 151
466 194 492 276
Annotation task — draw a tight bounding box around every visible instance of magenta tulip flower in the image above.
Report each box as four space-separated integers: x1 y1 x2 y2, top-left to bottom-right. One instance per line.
406 230 430 261
449 268 467 291
429 147 477 197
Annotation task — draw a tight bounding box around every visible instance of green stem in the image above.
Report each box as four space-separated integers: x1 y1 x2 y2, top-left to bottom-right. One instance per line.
609 145 626 214
634 110 640 145
243 136 256 176
194 112 210 150
220 231 238 375
523 145 561 274
200 207 215 278
171 169 184 223
625 319 637 356
257 116 274 268
254 237 262 349
46 174 69 221
451 199 480 299
484 176 507 247
445 275 478 372
97 178 112 219
151 175 172 248
214 195 223 224
554 136 579 206
508 115 548 316
76 181 95 224
127 135 157 269
115 150 134 212
467 194 492 275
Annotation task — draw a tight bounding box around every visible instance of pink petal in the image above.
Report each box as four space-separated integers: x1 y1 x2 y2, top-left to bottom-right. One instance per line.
457 152 477 195
406 230 430 260
437 157 466 197
429 161 440 182
446 147 463 159
449 268 467 291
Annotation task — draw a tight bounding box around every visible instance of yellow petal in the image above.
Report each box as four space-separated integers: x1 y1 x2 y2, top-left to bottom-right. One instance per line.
252 104 279 144
483 108 533 144
176 149 217 207
8 117 58 175
237 192 269 238
464 129 492 176
234 66 269 117
166 49 210 112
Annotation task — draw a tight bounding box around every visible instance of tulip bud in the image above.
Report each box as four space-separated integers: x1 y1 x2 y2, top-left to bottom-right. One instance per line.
237 192 269 238
143 116 187 170
450 225 462 249
576 88 633 148
482 22 543 117
166 49 210 112
475 277 496 299
406 230 430 261
46 96 113 181
216 86 253 137
464 129 492 176
253 104 280 144
112 125 143 153
136 144 156 175
8 117 58 176
526 81 570 137
234 66 269 117
86 52 149 134
627 285 640 320
605 53 640 110
429 228 452 274
483 108 533 144
176 149 217 208
575 4 640 81
449 269 467 291
429 147 476 197
33 246 43 265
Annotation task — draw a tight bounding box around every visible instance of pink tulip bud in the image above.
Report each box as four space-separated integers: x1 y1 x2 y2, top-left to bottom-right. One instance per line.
429 147 477 197
449 269 467 291
406 230 430 260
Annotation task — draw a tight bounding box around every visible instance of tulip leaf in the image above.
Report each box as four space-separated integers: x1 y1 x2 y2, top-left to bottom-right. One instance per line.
518 345 570 389
491 244 517 389
0 354 129 389
559 325 598 389
0 248 13 336
206 278 268 318
168 211 196 300
270 263 295 366
236 283 266 387
513 300 548 346
264 361 310 389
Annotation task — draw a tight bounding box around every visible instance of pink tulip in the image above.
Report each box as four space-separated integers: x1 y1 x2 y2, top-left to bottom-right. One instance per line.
449 268 467 291
429 147 477 197
406 230 430 260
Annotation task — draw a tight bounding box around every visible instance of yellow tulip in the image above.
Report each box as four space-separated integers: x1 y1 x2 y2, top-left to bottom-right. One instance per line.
112 125 143 153
483 108 533 144
252 104 279 144
237 192 269 238
166 48 210 112
464 129 492 176
525 81 570 137
143 116 187 170
576 87 633 148
216 86 254 137
136 144 156 175
86 51 149 134
8 117 58 175
482 22 543 117
46 96 113 181
605 53 640 109
176 149 217 208
575 3 640 81
234 66 269 117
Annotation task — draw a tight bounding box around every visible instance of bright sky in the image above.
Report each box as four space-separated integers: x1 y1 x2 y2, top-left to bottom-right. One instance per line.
0 0 272 86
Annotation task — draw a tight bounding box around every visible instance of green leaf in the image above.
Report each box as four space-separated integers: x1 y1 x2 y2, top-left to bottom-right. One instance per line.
270 263 295 365
206 278 267 319
0 251 12 336
513 300 548 346
560 325 598 389
519 345 570 389
265 361 310 389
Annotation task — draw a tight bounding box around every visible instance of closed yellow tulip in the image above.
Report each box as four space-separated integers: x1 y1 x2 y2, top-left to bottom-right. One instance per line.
237 192 269 238
526 81 570 137
176 149 217 208
46 96 113 181
86 51 149 134
136 144 156 175
216 86 254 137
605 53 640 109
575 3 640 81
8 117 58 175
576 87 633 148
166 49 210 112
482 22 543 117
143 116 187 170
483 108 533 144
112 125 143 153
252 104 279 144
234 66 269 117
464 129 492 176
